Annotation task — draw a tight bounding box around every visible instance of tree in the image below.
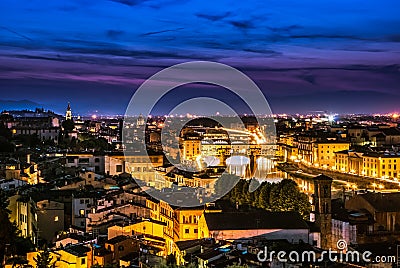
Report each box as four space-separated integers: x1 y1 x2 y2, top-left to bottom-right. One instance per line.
0 209 17 264
166 253 176 266
224 179 311 219
257 182 272 209
34 248 56 268
214 173 240 199
269 179 311 219
62 119 75 132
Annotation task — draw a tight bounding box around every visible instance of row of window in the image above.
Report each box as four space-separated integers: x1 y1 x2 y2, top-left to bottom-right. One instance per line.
79 199 91 204
185 228 198 234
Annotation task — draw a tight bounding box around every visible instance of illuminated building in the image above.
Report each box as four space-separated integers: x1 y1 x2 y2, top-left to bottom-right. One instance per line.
362 152 400 179
335 150 363 174
65 102 72 121
27 245 90 268
173 207 204 241
180 134 201 162
312 140 350 168
8 194 37 244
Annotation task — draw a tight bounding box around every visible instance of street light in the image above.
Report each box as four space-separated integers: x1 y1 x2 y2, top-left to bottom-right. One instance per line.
378 184 384 190
372 183 377 191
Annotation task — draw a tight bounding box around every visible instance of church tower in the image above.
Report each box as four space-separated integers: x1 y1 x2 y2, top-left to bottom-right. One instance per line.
313 174 332 249
65 102 72 121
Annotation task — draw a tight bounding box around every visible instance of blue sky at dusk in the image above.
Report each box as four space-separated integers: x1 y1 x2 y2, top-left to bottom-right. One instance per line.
1 0 400 115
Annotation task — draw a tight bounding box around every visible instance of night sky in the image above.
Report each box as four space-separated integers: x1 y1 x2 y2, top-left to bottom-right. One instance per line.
1 0 400 115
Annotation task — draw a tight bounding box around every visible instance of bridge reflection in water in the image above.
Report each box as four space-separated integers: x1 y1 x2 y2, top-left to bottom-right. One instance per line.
226 155 315 196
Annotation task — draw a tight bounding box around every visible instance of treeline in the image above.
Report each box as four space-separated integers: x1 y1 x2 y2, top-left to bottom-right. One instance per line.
224 178 311 220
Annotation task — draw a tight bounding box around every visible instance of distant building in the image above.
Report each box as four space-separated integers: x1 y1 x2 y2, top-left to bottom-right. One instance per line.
0 178 27 190
312 140 350 169
136 114 145 127
180 134 201 162
65 102 72 121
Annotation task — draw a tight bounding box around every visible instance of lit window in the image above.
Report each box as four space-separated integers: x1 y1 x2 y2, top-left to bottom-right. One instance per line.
54 216 59 222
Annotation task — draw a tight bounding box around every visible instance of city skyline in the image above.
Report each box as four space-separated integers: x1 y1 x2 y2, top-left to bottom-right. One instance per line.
1 0 400 115
3 2 400 267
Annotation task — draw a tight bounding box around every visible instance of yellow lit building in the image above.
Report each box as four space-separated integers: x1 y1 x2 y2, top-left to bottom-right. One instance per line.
362 153 380 177
294 134 319 164
335 150 349 172
8 195 37 244
107 219 171 255
180 136 201 161
312 141 350 168
362 152 400 179
336 150 400 179
145 198 174 240
173 206 222 242
27 245 90 268
334 150 363 174
173 207 204 241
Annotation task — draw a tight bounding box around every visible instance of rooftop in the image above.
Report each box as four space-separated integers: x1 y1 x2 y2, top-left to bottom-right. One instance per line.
62 244 90 257
106 235 130 245
204 211 308 231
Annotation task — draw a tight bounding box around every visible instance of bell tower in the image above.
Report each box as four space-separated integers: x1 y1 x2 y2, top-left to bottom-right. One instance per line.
65 102 72 121
313 174 332 249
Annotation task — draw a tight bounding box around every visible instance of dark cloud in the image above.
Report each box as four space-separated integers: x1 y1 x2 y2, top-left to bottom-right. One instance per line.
196 12 231 22
141 28 184 36
229 20 254 29
0 26 33 41
386 35 400 42
107 0 146 7
299 73 316 85
242 48 281 56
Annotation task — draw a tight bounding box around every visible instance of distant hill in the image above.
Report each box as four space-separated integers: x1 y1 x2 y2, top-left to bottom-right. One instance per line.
0 99 43 112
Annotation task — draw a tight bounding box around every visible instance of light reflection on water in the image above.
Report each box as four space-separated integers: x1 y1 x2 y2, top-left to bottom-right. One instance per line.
226 156 316 196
